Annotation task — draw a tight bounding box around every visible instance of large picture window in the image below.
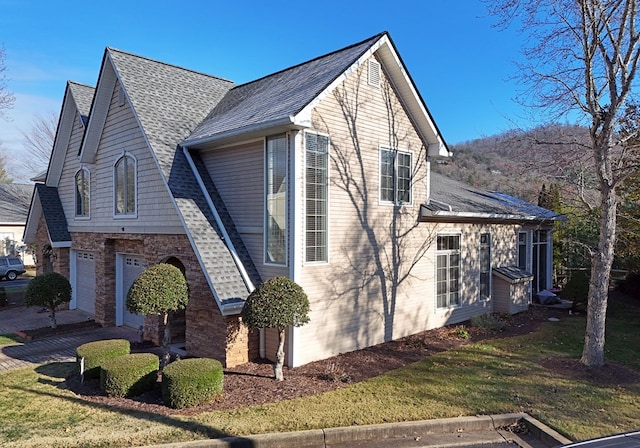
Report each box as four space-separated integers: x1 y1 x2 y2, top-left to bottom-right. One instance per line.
265 134 287 265
380 148 412 204
114 154 136 216
436 234 461 309
305 133 329 263
75 167 90 217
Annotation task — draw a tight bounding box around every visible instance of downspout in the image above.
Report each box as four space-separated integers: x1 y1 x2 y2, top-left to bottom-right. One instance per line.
181 146 256 293
426 155 431 204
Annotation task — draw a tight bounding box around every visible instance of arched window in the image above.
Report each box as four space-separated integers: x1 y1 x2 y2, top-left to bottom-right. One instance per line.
75 167 90 217
114 154 136 216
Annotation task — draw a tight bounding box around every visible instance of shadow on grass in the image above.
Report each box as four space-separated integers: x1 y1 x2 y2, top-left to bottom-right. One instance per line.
24 362 257 446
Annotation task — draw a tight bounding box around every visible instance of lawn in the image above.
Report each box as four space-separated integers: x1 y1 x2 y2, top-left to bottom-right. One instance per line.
1 298 639 448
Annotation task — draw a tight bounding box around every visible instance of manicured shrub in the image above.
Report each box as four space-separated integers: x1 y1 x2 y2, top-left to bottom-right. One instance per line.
162 358 223 409
126 263 188 367
241 276 310 381
100 353 159 398
76 339 131 380
24 272 71 328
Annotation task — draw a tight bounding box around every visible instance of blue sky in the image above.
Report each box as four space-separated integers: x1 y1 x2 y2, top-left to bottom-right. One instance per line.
0 0 531 181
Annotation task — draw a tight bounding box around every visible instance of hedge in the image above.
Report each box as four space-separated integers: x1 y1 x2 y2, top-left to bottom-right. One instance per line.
76 339 131 380
162 358 224 409
100 353 159 398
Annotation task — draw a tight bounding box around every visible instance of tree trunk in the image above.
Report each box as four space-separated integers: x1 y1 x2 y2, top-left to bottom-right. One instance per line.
49 308 57 329
581 149 617 367
161 312 171 369
274 329 286 381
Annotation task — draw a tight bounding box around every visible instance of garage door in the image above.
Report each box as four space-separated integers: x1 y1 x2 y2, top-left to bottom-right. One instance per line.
74 251 95 315
117 255 145 329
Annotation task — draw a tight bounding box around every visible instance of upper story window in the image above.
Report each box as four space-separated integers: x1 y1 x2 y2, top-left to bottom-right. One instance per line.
380 148 412 205
305 132 329 263
265 134 287 265
75 167 90 218
114 153 136 217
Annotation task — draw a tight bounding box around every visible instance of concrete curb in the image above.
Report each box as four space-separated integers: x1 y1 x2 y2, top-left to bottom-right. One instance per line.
140 413 572 448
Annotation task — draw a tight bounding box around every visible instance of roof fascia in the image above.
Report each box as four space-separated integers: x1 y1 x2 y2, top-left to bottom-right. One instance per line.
79 50 117 164
295 34 449 158
419 206 558 225
23 187 42 244
45 84 75 187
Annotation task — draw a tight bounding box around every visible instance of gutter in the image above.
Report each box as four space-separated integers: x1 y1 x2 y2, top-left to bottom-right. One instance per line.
182 115 302 148
181 147 256 314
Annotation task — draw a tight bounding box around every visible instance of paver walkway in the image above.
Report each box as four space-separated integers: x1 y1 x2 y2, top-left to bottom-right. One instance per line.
0 305 137 371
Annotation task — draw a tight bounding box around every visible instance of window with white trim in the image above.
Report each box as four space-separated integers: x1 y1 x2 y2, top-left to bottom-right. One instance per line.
114 154 136 216
265 134 287 265
75 167 90 217
380 148 412 204
518 231 528 270
479 233 491 301
436 234 461 309
305 132 329 263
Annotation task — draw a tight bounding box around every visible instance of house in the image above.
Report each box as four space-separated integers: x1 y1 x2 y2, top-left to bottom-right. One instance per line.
23 32 561 368
1 183 35 265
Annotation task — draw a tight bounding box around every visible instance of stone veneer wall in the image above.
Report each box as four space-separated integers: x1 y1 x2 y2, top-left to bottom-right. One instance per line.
49 229 257 367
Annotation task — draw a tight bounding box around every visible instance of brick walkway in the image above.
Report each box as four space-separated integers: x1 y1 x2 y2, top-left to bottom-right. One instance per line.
0 305 137 372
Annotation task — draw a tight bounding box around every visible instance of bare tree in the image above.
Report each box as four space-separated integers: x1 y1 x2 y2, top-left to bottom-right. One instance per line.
0 144 12 182
0 45 15 119
488 0 640 366
21 111 57 176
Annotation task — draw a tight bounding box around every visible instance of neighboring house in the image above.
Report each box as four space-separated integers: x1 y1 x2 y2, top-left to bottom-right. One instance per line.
23 32 561 368
0 183 35 266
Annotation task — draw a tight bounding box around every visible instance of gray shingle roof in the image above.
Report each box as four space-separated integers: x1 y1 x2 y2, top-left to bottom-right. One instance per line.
423 172 561 222
108 48 234 179
185 32 385 143
68 81 95 125
0 184 33 224
108 49 258 306
34 184 70 243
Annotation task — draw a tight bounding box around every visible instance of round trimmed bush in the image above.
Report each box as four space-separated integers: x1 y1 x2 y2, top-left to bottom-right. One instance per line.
162 358 223 409
76 339 131 379
100 353 159 398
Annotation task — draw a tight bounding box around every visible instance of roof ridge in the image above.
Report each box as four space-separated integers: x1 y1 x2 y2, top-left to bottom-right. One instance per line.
232 31 387 89
106 46 234 84
67 80 95 89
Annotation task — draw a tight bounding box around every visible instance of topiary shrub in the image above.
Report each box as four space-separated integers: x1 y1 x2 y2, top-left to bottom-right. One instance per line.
24 272 71 328
162 358 224 409
241 276 310 381
562 270 590 312
126 263 188 368
76 339 131 380
100 353 159 398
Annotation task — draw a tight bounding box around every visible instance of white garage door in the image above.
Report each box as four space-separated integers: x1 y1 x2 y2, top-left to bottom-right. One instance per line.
74 251 95 315
116 255 145 329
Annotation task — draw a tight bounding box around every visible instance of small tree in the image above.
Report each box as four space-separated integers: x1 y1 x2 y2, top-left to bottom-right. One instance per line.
24 272 72 328
241 276 310 381
126 263 188 367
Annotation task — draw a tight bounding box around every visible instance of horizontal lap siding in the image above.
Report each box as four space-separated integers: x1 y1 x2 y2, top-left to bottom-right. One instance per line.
59 110 90 228
88 82 183 233
201 140 287 282
294 58 435 365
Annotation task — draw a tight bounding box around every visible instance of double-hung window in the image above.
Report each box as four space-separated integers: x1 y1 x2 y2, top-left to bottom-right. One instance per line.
75 167 90 218
305 132 329 263
114 154 136 216
265 134 287 265
380 148 412 204
479 233 491 301
436 235 461 309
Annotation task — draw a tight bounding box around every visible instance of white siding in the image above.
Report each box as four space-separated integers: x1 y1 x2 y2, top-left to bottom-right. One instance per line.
201 139 288 281
58 81 184 234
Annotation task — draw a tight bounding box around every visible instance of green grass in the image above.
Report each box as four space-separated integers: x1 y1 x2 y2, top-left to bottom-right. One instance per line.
0 334 23 346
1 299 639 447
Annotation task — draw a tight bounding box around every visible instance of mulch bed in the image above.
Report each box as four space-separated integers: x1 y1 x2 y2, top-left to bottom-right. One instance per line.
61 305 581 416
16 319 103 340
